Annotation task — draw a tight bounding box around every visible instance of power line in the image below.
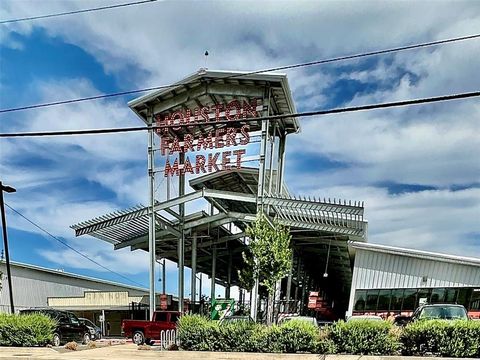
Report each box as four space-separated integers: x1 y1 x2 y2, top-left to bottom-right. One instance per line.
4 203 146 288
1 33 479 114
1 90 479 138
0 0 158 24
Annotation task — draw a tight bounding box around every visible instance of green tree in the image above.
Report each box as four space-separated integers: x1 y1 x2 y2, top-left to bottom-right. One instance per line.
240 213 292 324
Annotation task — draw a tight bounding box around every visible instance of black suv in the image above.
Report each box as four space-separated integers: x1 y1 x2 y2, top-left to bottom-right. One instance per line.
20 308 91 346
411 304 469 321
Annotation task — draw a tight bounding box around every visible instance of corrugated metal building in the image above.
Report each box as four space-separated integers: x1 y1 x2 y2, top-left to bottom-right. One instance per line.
347 242 480 318
0 260 151 334
0 260 147 313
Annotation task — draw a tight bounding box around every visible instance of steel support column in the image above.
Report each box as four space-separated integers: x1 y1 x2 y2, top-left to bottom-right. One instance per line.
286 252 293 304
178 152 185 313
162 259 166 295
277 133 286 195
211 245 217 301
191 232 197 306
225 247 232 298
147 115 156 320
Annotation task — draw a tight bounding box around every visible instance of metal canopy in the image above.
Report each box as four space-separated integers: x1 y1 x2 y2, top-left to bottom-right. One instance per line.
71 69 369 319
71 169 367 296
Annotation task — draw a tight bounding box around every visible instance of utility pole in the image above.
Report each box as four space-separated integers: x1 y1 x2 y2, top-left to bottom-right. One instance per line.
0 181 16 314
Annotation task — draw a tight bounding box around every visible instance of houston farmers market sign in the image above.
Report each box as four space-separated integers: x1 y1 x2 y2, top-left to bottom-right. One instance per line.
155 99 259 177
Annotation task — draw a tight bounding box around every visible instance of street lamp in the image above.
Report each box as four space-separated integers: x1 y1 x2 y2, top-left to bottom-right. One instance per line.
0 181 16 314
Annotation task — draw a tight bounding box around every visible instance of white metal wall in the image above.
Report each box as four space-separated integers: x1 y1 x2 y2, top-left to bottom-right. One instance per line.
347 249 480 316
0 263 146 313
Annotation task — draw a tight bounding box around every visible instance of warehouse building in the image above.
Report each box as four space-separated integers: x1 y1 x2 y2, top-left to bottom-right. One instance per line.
0 260 151 334
347 242 480 319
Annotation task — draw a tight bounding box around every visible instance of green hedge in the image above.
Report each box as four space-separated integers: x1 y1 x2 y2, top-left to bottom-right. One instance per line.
0 313 56 347
178 315 335 354
329 320 400 355
178 315 480 356
401 319 480 358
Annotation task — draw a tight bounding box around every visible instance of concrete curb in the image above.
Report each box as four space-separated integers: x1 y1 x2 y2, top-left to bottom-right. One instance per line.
0 347 475 360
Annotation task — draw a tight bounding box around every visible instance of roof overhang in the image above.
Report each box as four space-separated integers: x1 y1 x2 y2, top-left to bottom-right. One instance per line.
128 69 300 135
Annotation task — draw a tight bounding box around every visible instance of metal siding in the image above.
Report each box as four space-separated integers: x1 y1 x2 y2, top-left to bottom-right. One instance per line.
349 248 480 315
0 264 147 312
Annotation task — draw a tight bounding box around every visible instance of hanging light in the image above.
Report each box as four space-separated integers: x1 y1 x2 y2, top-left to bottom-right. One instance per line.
323 239 331 278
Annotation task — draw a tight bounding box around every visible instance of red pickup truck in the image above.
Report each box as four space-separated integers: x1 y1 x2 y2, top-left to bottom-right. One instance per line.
121 311 180 345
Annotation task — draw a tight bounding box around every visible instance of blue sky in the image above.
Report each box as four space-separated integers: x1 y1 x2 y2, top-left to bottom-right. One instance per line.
1 1 479 297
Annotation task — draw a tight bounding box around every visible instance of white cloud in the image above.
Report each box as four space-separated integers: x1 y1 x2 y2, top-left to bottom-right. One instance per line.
1 0 479 280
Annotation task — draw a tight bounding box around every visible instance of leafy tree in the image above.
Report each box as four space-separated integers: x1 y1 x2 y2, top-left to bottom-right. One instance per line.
240 213 292 323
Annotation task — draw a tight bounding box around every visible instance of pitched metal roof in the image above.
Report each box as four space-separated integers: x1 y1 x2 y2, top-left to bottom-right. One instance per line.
349 241 480 267
1 260 148 292
128 69 300 135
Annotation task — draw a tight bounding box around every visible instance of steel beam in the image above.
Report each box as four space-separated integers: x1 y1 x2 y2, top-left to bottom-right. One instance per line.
161 232 245 258
211 245 217 301
191 232 197 305
148 113 156 320
114 229 170 250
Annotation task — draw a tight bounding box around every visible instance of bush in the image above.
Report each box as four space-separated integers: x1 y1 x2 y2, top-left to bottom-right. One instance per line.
177 315 221 351
178 315 332 354
329 320 400 355
0 313 56 347
276 320 320 353
178 314 480 356
218 320 260 352
401 319 480 357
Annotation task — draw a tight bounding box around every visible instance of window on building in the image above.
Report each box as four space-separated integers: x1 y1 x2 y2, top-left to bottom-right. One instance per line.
390 289 404 311
457 288 472 308
365 290 379 311
416 288 431 307
354 290 367 311
377 289 391 311
444 288 458 303
470 289 480 310
402 289 417 311
430 288 445 303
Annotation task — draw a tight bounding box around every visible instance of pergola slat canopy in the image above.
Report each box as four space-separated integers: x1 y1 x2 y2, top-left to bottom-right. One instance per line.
71 169 367 291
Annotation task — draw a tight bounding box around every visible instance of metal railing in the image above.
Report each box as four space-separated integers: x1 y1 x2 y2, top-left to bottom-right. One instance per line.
159 329 179 350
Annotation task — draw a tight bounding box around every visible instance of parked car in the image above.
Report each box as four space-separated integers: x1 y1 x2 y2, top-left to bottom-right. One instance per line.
78 317 102 340
278 315 318 326
411 304 468 321
393 315 411 327
346 315 383 322
219 315 254 324
121 311 180 345
19 308 91 346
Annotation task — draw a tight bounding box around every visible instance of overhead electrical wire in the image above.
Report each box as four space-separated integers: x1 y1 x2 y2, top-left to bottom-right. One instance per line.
0 33 479 114
0 0 158 24
1 90 478 138
4 203 146 288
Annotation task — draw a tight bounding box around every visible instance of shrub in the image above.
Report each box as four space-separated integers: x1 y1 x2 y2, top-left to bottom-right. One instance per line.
329 320 400 355
177 314 221 351
0 313 56 347
401 319 480 357
276 320 320 353
217 320 260 352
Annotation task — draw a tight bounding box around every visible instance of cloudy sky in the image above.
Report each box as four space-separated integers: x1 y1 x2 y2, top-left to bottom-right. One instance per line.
0 0 479 297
